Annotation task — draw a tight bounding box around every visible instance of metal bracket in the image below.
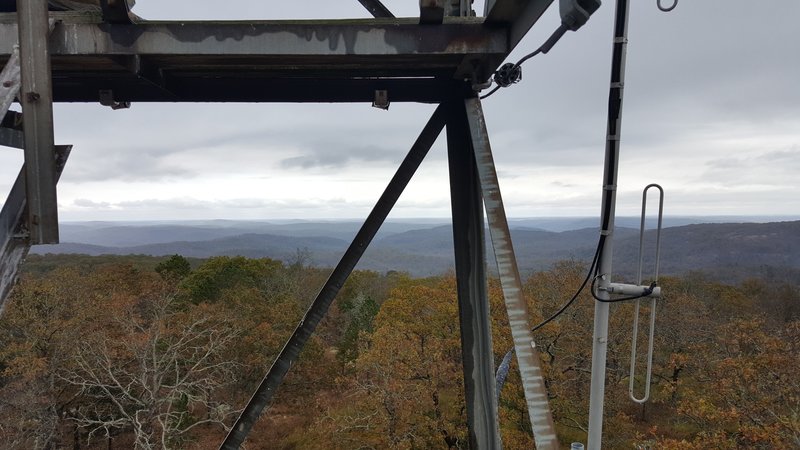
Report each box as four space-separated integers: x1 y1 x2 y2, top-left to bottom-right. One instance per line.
601 282 661 298
99 89 131 110
371 90 389 110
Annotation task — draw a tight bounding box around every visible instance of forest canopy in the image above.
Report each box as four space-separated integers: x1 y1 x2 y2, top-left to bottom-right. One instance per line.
0 253 797 449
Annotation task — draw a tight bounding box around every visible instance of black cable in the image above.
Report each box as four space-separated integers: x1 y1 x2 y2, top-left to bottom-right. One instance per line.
513 47 543 68
479 85 501 100
530 234 605 332
480 24 570 100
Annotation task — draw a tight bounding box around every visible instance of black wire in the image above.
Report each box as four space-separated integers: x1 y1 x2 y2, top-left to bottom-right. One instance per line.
530 234 606 332
479 85 502 100
479 25 568 99
514 47 543 68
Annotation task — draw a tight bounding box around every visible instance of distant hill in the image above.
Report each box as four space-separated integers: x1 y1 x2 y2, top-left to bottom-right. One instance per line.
30 219 800 282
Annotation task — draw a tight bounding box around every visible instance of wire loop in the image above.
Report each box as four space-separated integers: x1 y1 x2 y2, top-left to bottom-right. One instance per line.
657 0 677 12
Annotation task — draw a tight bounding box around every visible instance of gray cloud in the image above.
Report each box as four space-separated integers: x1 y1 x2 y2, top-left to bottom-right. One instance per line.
62 150 196 183
32 1 800 220
280 144 402 170
698 147 800 186
72 198 112 208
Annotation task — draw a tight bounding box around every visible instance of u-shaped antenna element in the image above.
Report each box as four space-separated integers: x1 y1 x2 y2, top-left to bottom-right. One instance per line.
657 0 678 12
629 184 664 404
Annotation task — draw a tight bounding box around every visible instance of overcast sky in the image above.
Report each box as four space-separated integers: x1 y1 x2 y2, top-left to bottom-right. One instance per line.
2 0 798 221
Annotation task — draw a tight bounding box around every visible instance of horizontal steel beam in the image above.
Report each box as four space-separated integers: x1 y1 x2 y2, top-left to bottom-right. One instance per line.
0 16 508 102
46 75 474 103
0 20 503 57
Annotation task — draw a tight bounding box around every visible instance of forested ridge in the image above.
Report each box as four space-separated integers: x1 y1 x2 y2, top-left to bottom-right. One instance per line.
32 220 800 281
0 253 798 449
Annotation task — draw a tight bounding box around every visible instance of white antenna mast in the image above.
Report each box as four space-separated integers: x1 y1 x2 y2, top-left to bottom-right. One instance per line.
586 0 633 445
587 1 674 447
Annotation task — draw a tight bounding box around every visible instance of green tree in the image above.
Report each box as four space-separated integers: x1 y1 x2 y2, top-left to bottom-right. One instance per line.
155 254 192 282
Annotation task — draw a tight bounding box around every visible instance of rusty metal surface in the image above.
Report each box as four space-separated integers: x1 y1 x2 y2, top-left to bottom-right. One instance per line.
0 145 70 314
447 100 502 450
465 97 559 449
220 106 447 450
0 16 508 103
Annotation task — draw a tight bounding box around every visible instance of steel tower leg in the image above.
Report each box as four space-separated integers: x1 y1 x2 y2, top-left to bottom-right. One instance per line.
17 0 59 244
446 100 501 450
220 105 447 450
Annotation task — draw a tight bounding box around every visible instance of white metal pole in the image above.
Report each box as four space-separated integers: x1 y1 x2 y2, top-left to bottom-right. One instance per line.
587 0 631 448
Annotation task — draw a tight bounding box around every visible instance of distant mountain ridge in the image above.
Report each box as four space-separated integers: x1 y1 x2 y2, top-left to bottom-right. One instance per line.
30 219 800 282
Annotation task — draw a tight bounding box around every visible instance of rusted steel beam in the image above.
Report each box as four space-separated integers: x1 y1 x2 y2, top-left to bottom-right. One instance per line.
17 0 58 244
465 96 559 449
485 0 555 50
0 145 70 313
220 105 447 450
44 76 474 104
446 100 501 450
0 18 507 102
0 20 505 61
356 0 394 18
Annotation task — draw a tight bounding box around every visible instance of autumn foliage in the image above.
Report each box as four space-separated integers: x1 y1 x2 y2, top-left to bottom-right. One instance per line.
0 254 797 449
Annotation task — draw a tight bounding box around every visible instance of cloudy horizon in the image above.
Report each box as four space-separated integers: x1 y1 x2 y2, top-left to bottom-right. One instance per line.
2 0 797 222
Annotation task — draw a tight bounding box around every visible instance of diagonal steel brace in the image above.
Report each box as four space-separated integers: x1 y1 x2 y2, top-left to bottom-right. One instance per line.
356 0 395 18
0 145 71 313
464 97 560 449
220 105 447 450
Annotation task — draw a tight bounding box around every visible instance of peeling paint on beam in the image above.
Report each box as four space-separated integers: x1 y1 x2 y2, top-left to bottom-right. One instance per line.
0 19 507 103
0 20 505 59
